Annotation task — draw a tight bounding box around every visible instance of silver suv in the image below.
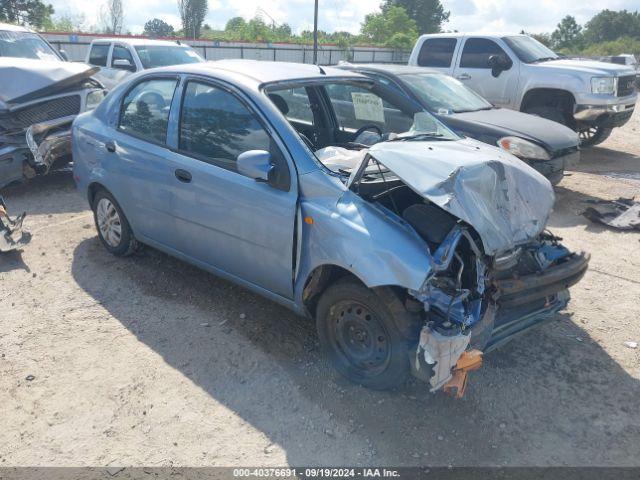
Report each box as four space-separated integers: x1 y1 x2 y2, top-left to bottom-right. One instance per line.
409 33 638 146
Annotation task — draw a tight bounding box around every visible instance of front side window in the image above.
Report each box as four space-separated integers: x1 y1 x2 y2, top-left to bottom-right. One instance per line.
179 81 271 171
119 78 178 143
89 44 110 66
417 38 457 67
0 31 60 61
460 38 511 69
400 73 492 113
135 45 203 69
111 45 135 68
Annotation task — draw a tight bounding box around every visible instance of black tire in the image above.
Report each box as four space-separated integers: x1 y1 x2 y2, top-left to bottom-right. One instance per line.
523 105 568 126
578 126 612 147
316 279 413 390
92 189 138 256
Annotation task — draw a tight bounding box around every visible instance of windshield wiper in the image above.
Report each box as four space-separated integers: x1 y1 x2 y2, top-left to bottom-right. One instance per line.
386 133 451 142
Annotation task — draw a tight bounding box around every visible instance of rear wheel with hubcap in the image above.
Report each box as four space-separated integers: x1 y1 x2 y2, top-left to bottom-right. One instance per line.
92 189 138 256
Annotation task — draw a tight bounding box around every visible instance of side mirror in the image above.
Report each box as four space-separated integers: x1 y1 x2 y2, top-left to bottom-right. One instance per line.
59 49 69 61
488 54 511 77
237 150 274 183
113 58 135 71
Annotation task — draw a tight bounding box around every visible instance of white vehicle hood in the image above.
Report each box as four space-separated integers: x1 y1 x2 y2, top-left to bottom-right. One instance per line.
533 58 637 77
352 138 555 255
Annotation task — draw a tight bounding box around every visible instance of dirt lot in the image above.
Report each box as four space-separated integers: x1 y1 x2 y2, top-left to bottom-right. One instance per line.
1 107 639 468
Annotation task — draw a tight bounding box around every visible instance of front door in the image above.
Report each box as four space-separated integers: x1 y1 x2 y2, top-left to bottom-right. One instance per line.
166 79 297 299
453 37 519 108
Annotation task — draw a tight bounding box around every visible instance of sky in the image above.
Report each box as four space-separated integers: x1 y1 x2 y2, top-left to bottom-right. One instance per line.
47 0 640 37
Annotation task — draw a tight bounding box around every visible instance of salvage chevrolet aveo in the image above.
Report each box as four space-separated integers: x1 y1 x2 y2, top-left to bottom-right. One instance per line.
72 60 589 396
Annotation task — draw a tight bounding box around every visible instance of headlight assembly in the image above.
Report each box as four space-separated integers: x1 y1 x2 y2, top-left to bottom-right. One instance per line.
591 76 616 95
86 90 106 111
497 136 551 161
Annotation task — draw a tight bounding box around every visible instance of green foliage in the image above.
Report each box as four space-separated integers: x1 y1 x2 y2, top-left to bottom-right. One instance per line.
361 5 417 48
550 15 583 50
41 12 84 31
0 0 54 28
143 18 174 37
177 0 207 38
581 36 640 56
381 0 449 34
583 9 640 44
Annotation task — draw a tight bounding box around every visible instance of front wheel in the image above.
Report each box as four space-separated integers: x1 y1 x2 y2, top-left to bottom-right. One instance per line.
316 279 413 390
578 126 612 147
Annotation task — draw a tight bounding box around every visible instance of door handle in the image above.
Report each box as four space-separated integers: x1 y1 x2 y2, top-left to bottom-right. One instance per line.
105 141 116 153
456 73 472 80
174 169 192 183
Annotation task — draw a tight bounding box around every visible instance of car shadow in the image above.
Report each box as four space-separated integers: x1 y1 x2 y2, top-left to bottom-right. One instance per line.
0 249 30 273
71 237 640 466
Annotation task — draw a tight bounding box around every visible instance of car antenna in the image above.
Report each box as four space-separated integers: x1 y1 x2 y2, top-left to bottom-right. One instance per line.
318 65 326 75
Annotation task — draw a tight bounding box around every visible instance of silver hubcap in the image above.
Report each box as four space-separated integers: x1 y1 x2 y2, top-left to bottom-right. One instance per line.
96 198 122 248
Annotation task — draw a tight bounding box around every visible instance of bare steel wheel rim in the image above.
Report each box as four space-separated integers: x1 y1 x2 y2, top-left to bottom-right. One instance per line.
329 300 392 377
96 198 122 248
579 126 599 142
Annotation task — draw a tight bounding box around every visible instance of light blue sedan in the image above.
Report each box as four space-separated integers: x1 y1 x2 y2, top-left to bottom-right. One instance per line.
72 60 589 395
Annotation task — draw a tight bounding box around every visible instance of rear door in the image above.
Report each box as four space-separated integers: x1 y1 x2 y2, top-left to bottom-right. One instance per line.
453 37 519 107
413 37 459 75
164 78 298 299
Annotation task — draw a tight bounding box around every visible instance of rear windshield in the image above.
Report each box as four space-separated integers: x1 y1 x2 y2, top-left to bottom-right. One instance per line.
0 31 60 61
134 45 203 69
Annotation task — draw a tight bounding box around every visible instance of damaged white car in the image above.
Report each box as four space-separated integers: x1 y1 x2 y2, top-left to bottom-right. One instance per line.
0 25 106 188
72 61 589 396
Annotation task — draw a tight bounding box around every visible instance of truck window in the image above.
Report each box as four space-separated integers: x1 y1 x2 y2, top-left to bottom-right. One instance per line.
88 44 110 67
460 38 511 69
417 38 457 68
111 45 134 68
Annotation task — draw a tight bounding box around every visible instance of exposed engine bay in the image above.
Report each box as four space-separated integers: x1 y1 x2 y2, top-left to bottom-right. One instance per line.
316 144 590 395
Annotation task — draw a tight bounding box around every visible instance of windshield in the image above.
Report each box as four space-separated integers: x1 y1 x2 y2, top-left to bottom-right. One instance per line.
266 80 459 174
0 31 60 61
400 73 492 113
502 36 559 63
134 45 204 69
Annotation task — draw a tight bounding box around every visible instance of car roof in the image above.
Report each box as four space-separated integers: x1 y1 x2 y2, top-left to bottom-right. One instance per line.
0 23 33 32
417 32 523 39
90 38 188 47
341 63 445 76
150 59 364 86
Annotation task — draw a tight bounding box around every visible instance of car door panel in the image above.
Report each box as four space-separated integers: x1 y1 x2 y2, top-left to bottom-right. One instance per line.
453 37 519 108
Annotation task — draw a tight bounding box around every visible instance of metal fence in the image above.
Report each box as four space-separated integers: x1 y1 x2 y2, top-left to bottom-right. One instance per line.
41 33 411 66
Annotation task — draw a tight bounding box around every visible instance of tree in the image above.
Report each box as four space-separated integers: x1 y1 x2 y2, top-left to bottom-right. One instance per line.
177 0 207 39
381 0 449 34
0 0 54 28
224 16 245 32
583 9 640 44
550 15 582 50
361 5 418 48
99 0 123 34
144 18 174 37
42 12 85 32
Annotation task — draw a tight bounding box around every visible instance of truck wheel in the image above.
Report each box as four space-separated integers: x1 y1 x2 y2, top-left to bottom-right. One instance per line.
92 189 138 257
523 105 567 126
578 126 612 147
316 279 411 390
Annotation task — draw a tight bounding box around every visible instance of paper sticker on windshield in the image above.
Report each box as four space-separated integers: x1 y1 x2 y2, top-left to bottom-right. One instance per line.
351 92 385 123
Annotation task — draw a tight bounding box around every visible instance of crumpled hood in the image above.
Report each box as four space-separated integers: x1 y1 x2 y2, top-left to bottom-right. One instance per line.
0 58 98 108
533 58 637 77
360 138 555 255
450 108 579 152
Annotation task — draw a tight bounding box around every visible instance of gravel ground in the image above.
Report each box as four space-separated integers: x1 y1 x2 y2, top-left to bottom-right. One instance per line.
1 106 639 467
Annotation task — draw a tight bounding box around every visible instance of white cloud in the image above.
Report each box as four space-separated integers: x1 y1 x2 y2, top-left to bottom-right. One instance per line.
47 0 640 35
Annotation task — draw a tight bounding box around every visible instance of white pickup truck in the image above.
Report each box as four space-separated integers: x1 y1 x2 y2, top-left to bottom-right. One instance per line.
409 33 638 146
85 38 204 90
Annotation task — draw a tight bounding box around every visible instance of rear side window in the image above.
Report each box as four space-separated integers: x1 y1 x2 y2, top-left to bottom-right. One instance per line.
119 78 178 143
178 81 271 171
417 38 457 67
460 38 511 68
88 44 109 66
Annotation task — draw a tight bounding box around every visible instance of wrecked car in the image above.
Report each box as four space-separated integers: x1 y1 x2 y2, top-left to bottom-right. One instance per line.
72 60 589 396
0 29 106 188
